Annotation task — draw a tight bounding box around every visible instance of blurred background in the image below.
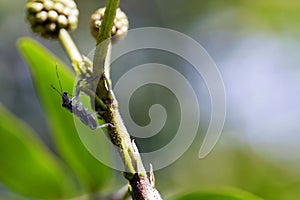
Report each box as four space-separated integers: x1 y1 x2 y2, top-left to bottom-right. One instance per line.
1 0 300 199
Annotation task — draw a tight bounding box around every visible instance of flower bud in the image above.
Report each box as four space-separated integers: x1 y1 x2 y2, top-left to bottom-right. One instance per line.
90 7 129 42
25 0 79 38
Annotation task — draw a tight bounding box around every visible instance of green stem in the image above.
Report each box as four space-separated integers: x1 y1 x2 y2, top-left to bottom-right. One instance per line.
92 0 162 199
93 0 120 78
53 1 161 198
58 28 83 76
96 0 120 45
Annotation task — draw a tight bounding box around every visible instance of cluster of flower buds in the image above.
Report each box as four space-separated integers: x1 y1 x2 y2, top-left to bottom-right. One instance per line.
26 0 79 38
90 7 129 42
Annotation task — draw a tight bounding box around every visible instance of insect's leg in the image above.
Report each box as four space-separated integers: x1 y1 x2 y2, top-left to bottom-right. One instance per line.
75 77 94 98
75 78 87 99
86 111 115 129
75 76 100 99
96 123 115 129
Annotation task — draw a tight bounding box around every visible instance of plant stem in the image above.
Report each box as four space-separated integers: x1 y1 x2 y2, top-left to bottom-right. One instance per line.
58 28 84 76
92 0 163 199
92 0 120 79
58 0 162 198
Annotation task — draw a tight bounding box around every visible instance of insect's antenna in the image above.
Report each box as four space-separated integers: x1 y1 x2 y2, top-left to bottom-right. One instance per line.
50 84 62 95
55 64 63 92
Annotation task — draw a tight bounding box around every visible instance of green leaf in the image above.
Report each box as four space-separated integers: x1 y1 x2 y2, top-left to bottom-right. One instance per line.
17 37 111 192
170 188 264 200
0 104 76 199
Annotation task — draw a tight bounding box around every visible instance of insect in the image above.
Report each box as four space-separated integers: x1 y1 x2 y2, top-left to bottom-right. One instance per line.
51 66 112 130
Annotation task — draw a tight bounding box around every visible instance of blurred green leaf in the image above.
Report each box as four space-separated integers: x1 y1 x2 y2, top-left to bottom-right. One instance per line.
230 0 300 33
17 37 111 192
0 104 76 199
170 188 264 200
158 0 300 34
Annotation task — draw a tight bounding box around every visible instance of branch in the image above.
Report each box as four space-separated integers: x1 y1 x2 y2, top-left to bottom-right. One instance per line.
58 29 93 77
92 0 163 199
58 28 83 76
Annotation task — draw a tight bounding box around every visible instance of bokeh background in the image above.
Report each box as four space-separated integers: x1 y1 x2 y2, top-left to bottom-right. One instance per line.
1 0 300 199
